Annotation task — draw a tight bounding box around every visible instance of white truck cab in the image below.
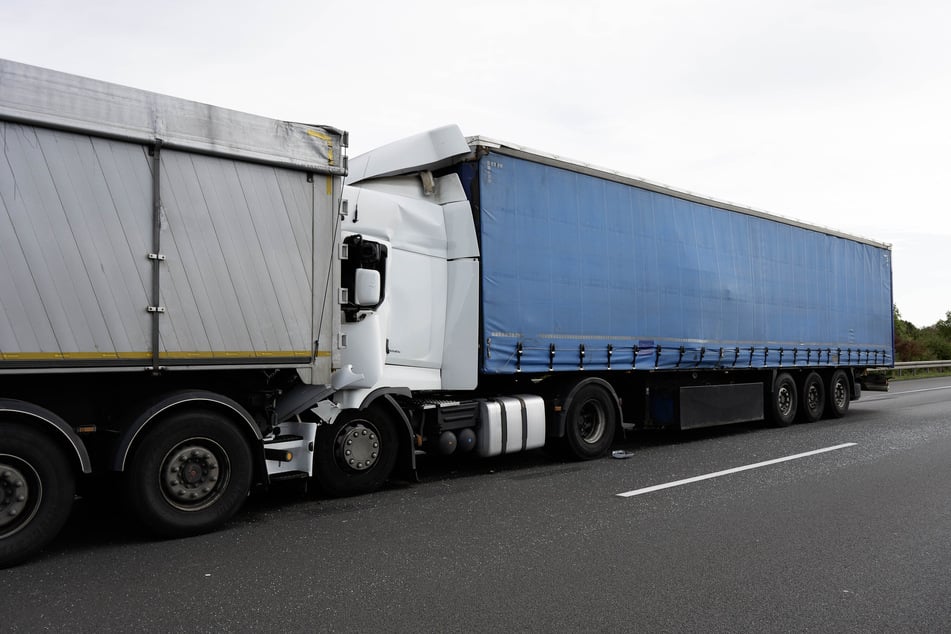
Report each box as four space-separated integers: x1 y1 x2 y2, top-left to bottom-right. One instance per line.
333 126 481 408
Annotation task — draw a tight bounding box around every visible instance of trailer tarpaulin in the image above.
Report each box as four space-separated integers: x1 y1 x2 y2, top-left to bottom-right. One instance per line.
475 152 893 374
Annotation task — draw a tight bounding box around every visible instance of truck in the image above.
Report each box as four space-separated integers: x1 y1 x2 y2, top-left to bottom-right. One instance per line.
0 59 345 566
334 125 893 467
0 60 894 567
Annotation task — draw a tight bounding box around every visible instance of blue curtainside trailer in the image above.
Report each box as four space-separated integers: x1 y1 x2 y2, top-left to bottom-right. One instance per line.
430 135 894 439
465 147 894 376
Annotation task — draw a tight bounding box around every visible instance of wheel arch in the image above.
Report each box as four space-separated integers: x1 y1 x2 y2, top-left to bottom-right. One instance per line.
356 389 416 475
0 398 92 474
113 390 264 479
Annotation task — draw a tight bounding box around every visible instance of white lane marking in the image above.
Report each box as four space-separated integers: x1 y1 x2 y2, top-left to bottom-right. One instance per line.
893 385 951 395
861 385 951 401
616 443 857 498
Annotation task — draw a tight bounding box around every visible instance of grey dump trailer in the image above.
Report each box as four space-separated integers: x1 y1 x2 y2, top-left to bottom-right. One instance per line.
0 59 346 566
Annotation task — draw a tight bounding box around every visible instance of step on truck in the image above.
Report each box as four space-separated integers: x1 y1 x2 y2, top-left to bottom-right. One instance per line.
1 60 894 567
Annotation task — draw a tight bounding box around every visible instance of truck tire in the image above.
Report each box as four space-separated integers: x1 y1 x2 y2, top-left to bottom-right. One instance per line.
314 408 398 497
826 369 851 418
125 410 253 537
770 372 798 426
799 372 826 423
0 423 76 568
562 383 617 460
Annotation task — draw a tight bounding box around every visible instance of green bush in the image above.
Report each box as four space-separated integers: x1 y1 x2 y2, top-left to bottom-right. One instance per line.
894 306 951 362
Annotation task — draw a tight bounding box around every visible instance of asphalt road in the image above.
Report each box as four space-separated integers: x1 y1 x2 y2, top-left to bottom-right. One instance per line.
2 377 950 633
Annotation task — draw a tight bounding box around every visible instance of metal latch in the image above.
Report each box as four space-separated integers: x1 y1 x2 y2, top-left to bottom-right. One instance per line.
147 253 166 261
146 306 166 313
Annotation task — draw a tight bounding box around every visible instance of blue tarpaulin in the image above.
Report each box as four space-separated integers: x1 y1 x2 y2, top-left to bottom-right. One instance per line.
470 151 894 374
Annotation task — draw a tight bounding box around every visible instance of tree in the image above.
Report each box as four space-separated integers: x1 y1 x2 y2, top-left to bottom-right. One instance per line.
892 305 951 362
936 311 951 339
893 305 921 361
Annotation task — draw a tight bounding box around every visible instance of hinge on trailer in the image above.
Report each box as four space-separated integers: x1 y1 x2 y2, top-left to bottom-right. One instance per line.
146 306 166 313
147 253 166 261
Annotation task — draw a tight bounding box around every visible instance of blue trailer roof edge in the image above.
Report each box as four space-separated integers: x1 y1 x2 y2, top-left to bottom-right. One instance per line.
467 135 890 251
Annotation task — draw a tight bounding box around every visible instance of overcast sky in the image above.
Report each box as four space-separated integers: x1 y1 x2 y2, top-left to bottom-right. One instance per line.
3 0 948 327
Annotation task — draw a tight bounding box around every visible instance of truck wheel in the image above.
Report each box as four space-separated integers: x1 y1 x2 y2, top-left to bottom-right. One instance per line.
562 383 616 460
799 372 825 423
314 408 398 497
770 372 798 426
0 423 75 568
826 369 851 418
125 410 253 537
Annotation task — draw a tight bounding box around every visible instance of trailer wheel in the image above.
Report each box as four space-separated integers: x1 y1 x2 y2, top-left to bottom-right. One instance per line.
799 372 826 423
125 410 253 537
562 383 617 460
826 369 851 418
0 423 75 568
314 408 397 497
770 372 798 426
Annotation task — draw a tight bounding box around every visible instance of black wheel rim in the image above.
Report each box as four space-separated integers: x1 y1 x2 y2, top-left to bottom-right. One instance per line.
577 399 607 445
159 438 231 512
807 383 821 412
833 377 848 410
0 454 41 539
777 383 794 417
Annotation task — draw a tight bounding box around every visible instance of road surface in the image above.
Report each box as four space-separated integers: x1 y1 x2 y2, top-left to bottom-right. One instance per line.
2 377 949 633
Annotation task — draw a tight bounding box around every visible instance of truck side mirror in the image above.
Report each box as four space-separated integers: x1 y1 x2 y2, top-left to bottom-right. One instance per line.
341 234 387 322
354 268 381 306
